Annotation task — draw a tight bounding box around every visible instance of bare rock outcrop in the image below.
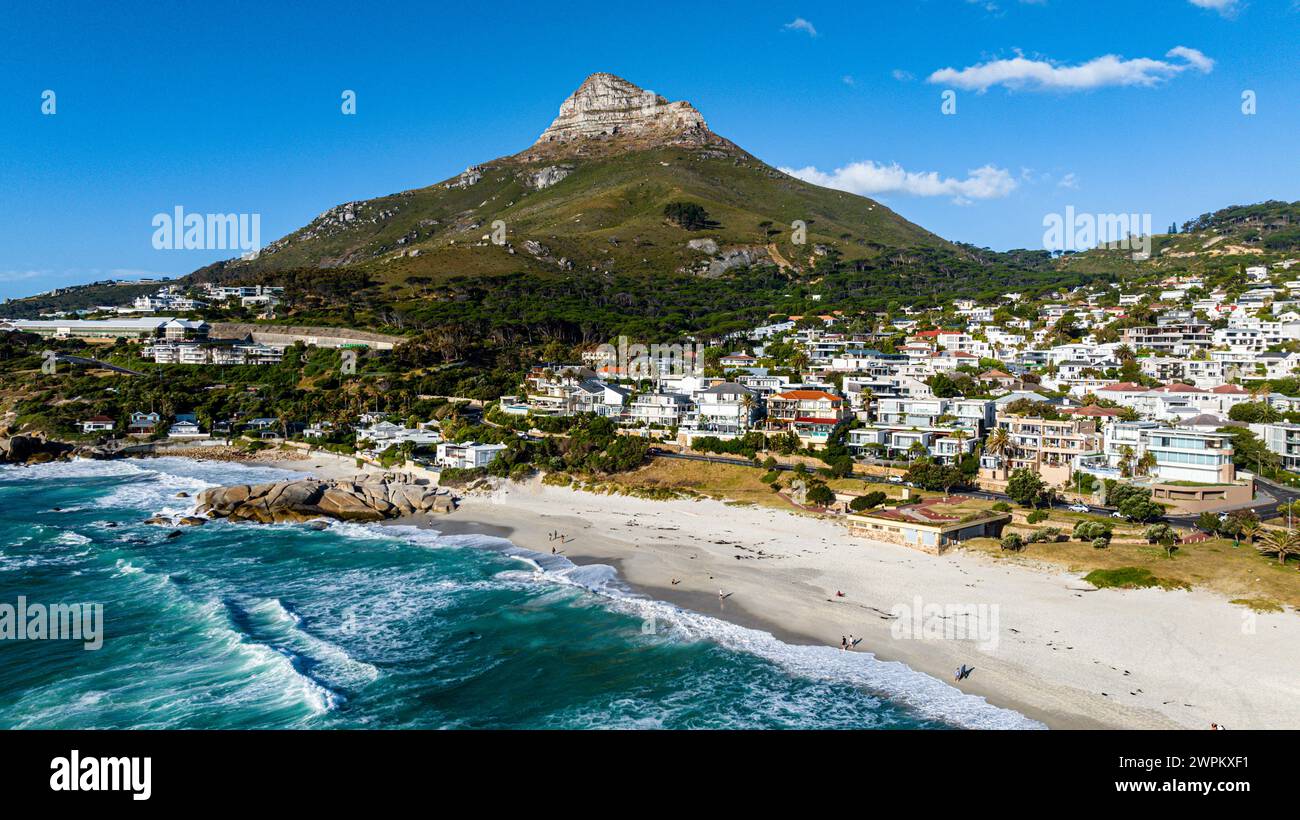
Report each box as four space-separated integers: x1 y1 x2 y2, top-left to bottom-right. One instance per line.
0 434 76 465
196 474 455 524
535 73 712 148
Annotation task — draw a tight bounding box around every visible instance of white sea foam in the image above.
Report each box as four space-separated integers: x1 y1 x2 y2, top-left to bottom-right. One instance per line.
347 522 1040 727
493 543 1043 730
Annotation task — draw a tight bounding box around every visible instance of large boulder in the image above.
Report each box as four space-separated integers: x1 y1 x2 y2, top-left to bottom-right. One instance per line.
0 434 75 464
196 476 456 524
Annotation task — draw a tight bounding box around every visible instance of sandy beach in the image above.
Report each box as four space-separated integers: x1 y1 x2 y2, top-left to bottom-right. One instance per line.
182 449 1297 730
413 478 1300 730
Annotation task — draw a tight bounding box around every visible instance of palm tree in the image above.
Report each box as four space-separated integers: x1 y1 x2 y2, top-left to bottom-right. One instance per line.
985 427 1010 461
1135 450 1157 477
1239 520 1262 545
1258 528 1300 566
948 428 970 471
740 393 756 430
1118 445 1136 478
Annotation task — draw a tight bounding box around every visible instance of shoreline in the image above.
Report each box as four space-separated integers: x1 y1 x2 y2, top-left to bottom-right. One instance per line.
138 451 1300 730
424 480 1300 731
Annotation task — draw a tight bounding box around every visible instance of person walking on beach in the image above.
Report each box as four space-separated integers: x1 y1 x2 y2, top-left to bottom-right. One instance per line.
847 634 856 650
841 635 847 651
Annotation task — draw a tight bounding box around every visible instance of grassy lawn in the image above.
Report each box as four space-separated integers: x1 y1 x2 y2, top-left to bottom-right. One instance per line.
606 460 921 511
606 460 799 510
963 516 1300 610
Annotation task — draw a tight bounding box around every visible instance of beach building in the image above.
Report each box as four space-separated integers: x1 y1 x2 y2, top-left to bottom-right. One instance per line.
846 497 1010 555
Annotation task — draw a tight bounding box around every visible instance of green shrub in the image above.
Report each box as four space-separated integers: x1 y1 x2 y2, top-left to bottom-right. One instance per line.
1000 533 1025 551
1026 509 1048 524
848 491 887 512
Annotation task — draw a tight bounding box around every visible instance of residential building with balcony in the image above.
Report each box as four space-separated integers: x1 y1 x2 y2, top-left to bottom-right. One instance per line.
980 414 1102 487
626 392 694 428
765 389 847 447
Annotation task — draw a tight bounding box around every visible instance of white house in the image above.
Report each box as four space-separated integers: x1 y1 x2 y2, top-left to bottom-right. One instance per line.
436 441 507 470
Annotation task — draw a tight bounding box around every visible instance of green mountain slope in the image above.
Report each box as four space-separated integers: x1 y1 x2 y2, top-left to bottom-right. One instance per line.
202 73 946 287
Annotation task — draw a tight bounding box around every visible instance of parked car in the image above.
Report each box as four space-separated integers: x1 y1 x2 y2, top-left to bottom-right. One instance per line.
1111 511 1125 519
887 475 904 484
1067 503 1090 513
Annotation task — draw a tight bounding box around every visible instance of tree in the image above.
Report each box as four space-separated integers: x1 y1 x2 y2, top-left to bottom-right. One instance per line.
905 462 965 493
1239 519 1262 545
1073 520 1112 543
1257 528 1300 566
1000 533 1025 551
849 491 886 512
662 202 711 230
1228 401 1281 424
985 427 1011 463
1005 468 1047 507
1144 523 1175 545
1221 509 1260 546
805 483 835 507
1195 511 1221 534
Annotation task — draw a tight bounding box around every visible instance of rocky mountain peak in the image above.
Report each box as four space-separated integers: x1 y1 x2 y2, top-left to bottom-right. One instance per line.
533 72 714 149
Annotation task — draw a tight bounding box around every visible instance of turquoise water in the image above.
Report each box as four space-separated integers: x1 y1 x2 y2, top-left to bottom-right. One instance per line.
0 458 1039 729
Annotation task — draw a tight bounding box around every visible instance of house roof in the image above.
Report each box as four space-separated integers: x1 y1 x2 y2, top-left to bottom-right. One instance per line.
1176 413 1228 427
699 382 755 396
774 389 841 401
1062 405 1123 417
1099 382 1146 392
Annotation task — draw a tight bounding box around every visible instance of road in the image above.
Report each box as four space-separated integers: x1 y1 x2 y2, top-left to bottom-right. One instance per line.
644 447 1300 527
54 354 146 376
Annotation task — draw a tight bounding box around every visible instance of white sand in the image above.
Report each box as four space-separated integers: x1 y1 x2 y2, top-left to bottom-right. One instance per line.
435 479 1300 730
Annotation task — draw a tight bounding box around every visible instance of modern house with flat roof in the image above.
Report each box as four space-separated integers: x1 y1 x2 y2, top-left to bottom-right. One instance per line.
846 496 1010 555
1 316 207 341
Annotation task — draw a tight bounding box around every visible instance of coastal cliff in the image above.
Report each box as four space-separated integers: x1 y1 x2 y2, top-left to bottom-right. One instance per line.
197 474 455 523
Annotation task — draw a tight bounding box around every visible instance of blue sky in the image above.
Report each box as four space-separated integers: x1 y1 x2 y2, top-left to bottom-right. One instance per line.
1 0 1296 299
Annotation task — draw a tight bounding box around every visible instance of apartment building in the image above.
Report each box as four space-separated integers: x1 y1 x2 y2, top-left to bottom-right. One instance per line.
1253 423 1300 472
980 414 1102 487
1121 323 1213 356
683 382 758 436
626 392 694 427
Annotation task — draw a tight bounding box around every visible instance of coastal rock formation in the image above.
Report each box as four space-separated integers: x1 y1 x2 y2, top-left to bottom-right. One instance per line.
534 73 716 150
196 474 455 524
0 434 76 465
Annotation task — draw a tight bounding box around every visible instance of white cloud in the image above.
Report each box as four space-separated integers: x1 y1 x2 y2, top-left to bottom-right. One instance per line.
841 75 855 86
780 160 1018 204
928 46 1214 92
783 17 817 37
1188 0 1240 16
0 269 47 283
891 69 914 82
1057 172 1079 189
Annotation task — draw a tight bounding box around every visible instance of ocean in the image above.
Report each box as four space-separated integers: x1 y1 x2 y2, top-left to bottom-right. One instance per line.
0 458 1040 729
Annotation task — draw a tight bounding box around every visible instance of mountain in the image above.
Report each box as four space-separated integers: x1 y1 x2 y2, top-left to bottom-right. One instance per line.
199 72 947 286
1055 199 1300 279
